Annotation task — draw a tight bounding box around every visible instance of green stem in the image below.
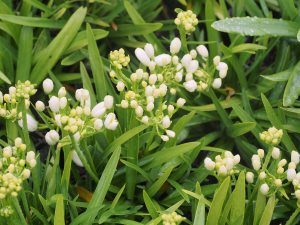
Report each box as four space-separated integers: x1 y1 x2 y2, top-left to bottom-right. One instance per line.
179 27 188 53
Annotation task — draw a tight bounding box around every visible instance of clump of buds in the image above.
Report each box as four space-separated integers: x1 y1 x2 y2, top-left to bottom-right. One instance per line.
161 211 185 225
109 48 130 69
174 10 198 33
259 127 283 146
204 151 240 177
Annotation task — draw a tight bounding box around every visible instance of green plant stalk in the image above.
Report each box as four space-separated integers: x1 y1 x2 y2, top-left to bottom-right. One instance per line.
179 27 188 53
12 197 27 225
70 136 99 182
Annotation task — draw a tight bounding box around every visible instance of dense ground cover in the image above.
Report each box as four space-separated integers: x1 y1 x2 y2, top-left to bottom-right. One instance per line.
1 0 300 224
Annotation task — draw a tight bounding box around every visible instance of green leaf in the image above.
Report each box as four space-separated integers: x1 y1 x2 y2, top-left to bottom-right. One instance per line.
109 23 162 37
83 147 121 225
231 43 266 54
0 14 65 28
147 166 173 197
227 122 256 137
283 61 300 106
143 190 159 218
212 17 299 37
30 7 87 84
0 70 11 84
230 172 245 225
54 195 65 225
206 177 230 225
186 97 241 112
121 159 151 181
87 23 107 100
258 195 276 225
261 68 292 82
254 191 266 225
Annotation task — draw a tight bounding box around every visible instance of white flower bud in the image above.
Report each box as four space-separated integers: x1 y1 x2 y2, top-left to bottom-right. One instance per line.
59 97 68 109
22 169 31 179
183 80 197 92
196 45 209 58
168 105 175 114
251 155 261 171
259 171 266 180
0 91 3 104
135 106 143 117
94 119 103 130
295 190 300 199
260 183 269 195
172 55 179 64
170 37 181 54
277 167 284 174
212 78 222 89
18 114 38 132
104 95 114 109
181 54 192 68
155 54 171 67
257 149 265 158
287 168 297 181
213 56 221 66
233 154 240 164
120 100 129 108
26 151 35 162
130 100 138 109
176 98 186 107
186 60 199 73
219 69 228 79
43 78 54 94
161 135 169 142
218 165 228 176
91 102 106 118
204 157 215 170
246 172 254 183
278 159 287 167
175 72 183 82
58 87 67 97
48 96 60 112
162 116 171 129
166 130 176 138
45 130 60 146
149 74 157 85
141 116 149 124
117 81 125 91
271 147 280 159
190 49 197 58
72 150 83 167
144 43 154 58
104 113 118 130
35 101 45 112
289 162 296 169
146 102 154 112
274 179 282 187
3 146 12 158
291 150 300 165
135 48 150 66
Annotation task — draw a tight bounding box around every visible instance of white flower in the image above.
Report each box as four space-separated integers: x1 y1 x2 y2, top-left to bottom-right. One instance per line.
54 114 62 127
172 55 179 64
190 49 197 58
233 154 240 164
274 179 282 187
218 165 228 176
175 72 183 82
58 87 67 97
278 159 287 167
0 91 3 104
9 86 16 95
161 135 169 142
26 151 35 162
162 116 171 129
183 80 197 92
219 69 227 79
251 154 261 171
186 60 199 73
3 146 12 158
43 78 54 94
59 97 68 109
166 130 176 138
144 43 155 58
135 48 150 66
271 147 280 159
212 78 222 89
154 54 171 67
35 101 45 112
149 74 157 85
94 119 103 130
91 102 106 118
72 150 83 167
176 98 186 107
75 89 91 108
246 172 254 183
104 95 114 109
196 45 209 58
260 183 269 195
291 150 300 165
295 190 300 199
49 96 60 112
22 169 31 179
120 100 129 108
117 81 125 91
45 130 60 146
259 172 266 180
146 102 154 112
204 157 215 170
104 113 118 130
287 169 296 181
257 149 265 158
74 132 81 142
18 114 38 132
170 37 181 54
130 100 138 108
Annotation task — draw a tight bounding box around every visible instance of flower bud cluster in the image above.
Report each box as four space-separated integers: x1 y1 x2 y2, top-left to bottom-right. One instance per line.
161 212 185 225
0 206 13 217
0 81 36 119
0 138 36 216
42 79 118 145
109 48 130 69
174 10 198 34
204 151 240 177
259 127 283 146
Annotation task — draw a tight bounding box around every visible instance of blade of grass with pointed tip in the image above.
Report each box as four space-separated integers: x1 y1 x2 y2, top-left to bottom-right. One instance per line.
30 7 87 84
54 195 65 225
283 61 300 107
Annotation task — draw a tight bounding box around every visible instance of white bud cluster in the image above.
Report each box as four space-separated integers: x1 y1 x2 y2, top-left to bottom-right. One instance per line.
204 151 240 177
0 206 13 217
161 212 185 225
41 79 119 146
0 81 36 120
109 48 130 69
259 127 283 146
174 10 198 34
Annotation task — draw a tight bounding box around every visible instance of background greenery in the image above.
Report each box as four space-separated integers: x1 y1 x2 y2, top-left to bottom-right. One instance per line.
1 0 300 224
